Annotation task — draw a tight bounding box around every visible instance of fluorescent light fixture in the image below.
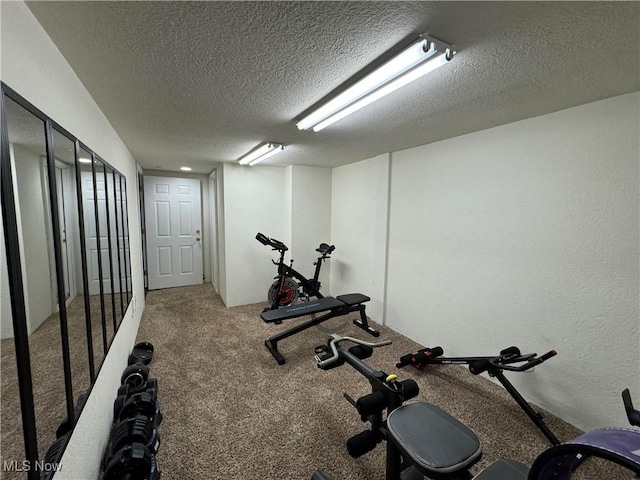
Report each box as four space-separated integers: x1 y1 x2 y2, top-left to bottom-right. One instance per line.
238 143 285 166
78 157 92 164
296 35 454 132
180 166 192 171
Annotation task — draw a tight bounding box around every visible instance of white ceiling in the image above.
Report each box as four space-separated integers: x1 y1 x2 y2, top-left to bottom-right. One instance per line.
26 1 639 174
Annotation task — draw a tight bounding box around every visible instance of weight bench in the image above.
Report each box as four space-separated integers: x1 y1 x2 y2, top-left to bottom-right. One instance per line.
260 294 380 365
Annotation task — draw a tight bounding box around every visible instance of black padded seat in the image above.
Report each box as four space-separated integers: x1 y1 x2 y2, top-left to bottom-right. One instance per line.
386 402 482 478
335 293 370 305
473 459 529 480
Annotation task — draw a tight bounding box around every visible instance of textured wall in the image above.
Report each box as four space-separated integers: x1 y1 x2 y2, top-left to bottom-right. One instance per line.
386 92 639 431
221 163 288 307
290 165 332 294
330 154 390 323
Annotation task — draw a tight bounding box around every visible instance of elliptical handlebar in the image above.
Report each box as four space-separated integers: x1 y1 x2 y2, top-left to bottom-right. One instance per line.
256 232 288 252
315 334 391 369
470 349 557 375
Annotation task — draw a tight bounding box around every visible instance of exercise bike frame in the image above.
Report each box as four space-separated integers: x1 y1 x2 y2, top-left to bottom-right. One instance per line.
257 232 334 310
397 346 560 446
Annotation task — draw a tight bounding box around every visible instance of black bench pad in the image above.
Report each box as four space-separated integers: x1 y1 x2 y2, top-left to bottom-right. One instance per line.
336 293 370 306
260 294 370 323
387 402 482 477
473 460 529 480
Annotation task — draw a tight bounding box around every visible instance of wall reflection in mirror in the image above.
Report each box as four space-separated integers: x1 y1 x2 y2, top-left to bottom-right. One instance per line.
1 84 134 477
1 95 68 469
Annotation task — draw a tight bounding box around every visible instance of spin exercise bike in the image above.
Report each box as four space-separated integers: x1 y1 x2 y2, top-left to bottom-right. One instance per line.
396 345 560 445
312 334 640 480
256 232 334 311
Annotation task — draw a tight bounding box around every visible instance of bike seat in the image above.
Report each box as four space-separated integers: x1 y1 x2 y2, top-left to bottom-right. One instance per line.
386 402 482 478
316 243 335 255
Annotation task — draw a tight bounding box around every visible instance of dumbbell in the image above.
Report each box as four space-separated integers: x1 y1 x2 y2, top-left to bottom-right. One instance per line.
129 342 154 366
103 442 160 480
103 414 160 469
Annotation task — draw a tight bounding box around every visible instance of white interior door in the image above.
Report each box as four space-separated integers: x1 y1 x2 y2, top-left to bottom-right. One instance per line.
144 176 203 290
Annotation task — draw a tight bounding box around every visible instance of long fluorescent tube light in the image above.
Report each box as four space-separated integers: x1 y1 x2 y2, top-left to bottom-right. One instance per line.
296 35 454 132
238 143 285 166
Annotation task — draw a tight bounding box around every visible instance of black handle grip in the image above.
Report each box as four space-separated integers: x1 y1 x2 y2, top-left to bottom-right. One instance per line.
356 391 388 417
469 359 491 375
346 430 379 458
256 232 269 245
396 346 443 368
400 379 420 401
522 350 557 370
622 388 640 427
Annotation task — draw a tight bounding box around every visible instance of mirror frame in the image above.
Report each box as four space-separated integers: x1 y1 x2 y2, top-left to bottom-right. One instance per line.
0 81 133 477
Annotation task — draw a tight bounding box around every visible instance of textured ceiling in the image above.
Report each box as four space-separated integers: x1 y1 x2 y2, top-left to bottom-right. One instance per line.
25 1 640 173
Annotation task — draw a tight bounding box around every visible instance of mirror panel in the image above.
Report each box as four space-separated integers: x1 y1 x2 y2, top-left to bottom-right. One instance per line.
0 202 28 475
79 149 108 370
4 95 67 462
1 85 136 473
115 174 129 322
104 165 122 332
51 128 93 395
122 176 132 314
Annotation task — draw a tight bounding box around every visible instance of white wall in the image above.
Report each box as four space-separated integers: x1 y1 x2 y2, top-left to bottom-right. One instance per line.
0 205 13 339
1 2 145 478
12 145 54 333
330 154 390 323
384 92 639 431
221 162 288 307
290 166 332 293
220 164 333 307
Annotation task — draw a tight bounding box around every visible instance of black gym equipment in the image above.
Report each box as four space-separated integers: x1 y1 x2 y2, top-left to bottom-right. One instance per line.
260 293 379 365
103 443 161 480
129 341 155 365
312 335 640 480
256 232 334 310
114 379 160 423
397 345 560 445
104 362 163 480
315 334 483 480
103 415 161 471
121 363 150 388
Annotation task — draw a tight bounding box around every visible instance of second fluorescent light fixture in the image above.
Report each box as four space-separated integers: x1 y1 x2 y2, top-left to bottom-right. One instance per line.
238 143 285 166
297 35 454 132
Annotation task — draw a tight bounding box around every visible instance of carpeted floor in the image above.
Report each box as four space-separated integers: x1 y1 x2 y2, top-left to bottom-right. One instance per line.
135 283 632 480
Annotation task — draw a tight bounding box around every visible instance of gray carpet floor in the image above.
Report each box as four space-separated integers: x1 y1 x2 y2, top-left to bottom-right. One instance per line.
135 283 632 480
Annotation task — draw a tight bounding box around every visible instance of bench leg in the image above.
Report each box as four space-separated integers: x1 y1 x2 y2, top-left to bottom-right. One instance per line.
353 305 380 337
265 339 286 365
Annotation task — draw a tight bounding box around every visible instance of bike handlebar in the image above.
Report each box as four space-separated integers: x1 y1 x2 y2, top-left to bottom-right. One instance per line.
257 232 335 258
315 334 392 369
256 232 288 251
